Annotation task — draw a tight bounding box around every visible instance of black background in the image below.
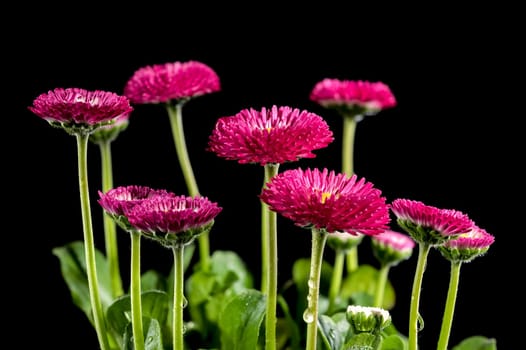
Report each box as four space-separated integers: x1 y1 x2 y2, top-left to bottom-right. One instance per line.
8 4 520 350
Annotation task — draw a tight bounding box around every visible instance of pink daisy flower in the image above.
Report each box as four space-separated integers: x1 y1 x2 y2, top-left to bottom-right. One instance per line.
259 168 390 235
391 198 474 246
310 79 396 116
208 105 334 166
438 225 495 263
98 185 173 231
126 195 222 247
123 60 221 104
29 87 133 133
371 229 416 266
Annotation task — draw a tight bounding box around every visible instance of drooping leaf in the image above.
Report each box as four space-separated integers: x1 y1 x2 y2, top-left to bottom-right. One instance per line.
122 317 164 350
218 289 266 350
140 270 168 292
380 334 407 350
106 290 169 346
452 335 497 350
52 241 114 324
318 312 351 350
186 250 254 346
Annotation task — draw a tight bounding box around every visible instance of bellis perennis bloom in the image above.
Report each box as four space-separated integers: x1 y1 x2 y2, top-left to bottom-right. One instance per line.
98 185 172 231
371 229 416 267
126 195 222 247
123 60 221 104
438 225 495 263
29 87 133 134
208 105 334 166
310 79 396 117
391 198 474 246
259 167 390 235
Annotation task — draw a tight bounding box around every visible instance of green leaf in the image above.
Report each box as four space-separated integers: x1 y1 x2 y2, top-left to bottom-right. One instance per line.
452 336 497 350
218 289 266 350
106 290 169 346
380 334 407 350
122 317 164 350
52 241 114 324
186 250 254 346
340 264 395 309
140 270 168 292
318 312 351 350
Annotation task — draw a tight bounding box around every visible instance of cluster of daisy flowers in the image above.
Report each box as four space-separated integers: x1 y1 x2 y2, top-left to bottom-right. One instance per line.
29 60 496 350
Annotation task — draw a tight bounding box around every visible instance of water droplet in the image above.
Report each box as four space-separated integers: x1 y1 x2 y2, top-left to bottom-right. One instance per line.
182 296 188 308
303 308 315 323
182 324 187 334
307 279 315 288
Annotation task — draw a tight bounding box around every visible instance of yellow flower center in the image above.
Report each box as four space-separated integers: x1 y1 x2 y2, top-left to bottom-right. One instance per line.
321 192 332 204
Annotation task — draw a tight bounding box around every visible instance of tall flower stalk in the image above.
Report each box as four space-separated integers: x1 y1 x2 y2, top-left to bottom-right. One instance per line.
208 105 333 350
391 198 474 350
260 167 391 349
125 195 222 350
436 226 495 350
29 87 133 350
90 113 130 298
124 60 221 272
310 79 397 276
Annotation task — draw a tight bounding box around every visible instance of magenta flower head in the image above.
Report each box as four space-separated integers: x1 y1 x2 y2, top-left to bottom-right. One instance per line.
371 229 416 267
310 79 396 118
126 195 222 248
438 225 495 263
98 185 172 231
29 87 133 135
259 168 390 235
208 105 334 166
89 112 130 144
391 199 474 246
123 60 221 105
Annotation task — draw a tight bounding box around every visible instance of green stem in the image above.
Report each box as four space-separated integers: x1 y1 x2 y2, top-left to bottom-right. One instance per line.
345 248 358 274
260 196 269 292
76 133 110 350
166 103 210 272
374 264 391 308
437 262 462 350
342 115 359 273
99 140 124 298
172 244 185 350
408 242 431 350
305 228 329 350
342 114 357 177
264 163 279 350
328 249 345 313
130 230 145 350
